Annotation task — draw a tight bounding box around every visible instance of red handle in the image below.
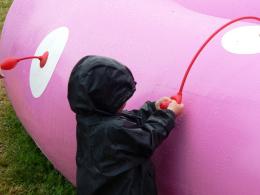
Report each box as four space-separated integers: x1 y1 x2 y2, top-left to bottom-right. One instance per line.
160 99 172 109
160 92 182 109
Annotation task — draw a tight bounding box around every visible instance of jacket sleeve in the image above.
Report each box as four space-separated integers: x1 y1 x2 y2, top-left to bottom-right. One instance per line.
108 109 175 158
124 101 157 121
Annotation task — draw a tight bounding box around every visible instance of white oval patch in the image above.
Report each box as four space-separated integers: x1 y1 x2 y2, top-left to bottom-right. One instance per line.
30 27 69 98
221 25 260 54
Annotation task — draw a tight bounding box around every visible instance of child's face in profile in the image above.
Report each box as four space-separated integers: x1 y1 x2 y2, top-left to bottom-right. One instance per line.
118 103 126 113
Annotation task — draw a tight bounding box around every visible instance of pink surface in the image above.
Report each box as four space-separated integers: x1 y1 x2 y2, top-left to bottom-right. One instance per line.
0 0 260 194
175 0 260 18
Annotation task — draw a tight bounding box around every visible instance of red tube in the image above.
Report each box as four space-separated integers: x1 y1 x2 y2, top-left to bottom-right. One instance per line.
160 16 260 109
0 51 49 72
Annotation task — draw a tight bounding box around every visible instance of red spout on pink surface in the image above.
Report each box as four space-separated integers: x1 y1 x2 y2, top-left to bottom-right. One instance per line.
0 51 49 78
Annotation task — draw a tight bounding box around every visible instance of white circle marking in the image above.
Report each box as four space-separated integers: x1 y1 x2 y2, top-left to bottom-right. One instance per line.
221 25 260 54
30 27 69 98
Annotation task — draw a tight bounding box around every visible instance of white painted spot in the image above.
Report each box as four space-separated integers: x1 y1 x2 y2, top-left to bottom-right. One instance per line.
221 25 260 54
30 27 69 98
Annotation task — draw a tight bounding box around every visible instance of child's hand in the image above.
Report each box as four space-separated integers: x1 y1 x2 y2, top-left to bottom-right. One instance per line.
167 100 184 116
155 97 172 110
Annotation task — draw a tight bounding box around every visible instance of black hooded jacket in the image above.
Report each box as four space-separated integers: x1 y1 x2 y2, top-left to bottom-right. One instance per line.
67 56 175 195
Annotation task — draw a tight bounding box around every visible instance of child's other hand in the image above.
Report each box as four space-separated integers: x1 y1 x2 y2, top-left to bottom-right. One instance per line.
155 97 172 110
167 100 184 116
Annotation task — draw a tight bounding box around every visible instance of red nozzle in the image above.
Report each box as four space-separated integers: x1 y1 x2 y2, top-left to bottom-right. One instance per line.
0 51 49 71
160 99 171 109
0 58 19 70
160 92 182 109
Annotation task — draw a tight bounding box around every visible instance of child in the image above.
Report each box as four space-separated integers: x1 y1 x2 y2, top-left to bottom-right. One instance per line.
67 56 183 195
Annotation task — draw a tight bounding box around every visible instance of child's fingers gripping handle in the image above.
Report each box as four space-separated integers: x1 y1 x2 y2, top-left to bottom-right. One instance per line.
160 100 171 109
159 93 183 109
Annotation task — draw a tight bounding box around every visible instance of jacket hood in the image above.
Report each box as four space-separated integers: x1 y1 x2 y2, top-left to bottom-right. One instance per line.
67 55 136 115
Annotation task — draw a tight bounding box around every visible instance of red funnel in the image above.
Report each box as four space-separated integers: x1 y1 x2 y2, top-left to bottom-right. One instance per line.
39 52 49 68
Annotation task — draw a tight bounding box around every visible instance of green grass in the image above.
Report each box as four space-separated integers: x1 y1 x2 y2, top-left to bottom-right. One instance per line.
0 0 11 31
0 1 76 194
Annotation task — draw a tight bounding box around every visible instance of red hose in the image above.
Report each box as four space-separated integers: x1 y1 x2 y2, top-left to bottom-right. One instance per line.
160 16 260 109
0 51 49 71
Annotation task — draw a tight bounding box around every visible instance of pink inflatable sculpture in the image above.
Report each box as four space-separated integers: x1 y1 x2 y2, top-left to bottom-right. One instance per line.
0 0 260 194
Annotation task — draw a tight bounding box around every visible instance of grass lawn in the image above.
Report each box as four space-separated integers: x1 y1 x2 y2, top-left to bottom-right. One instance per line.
0 1 76 194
